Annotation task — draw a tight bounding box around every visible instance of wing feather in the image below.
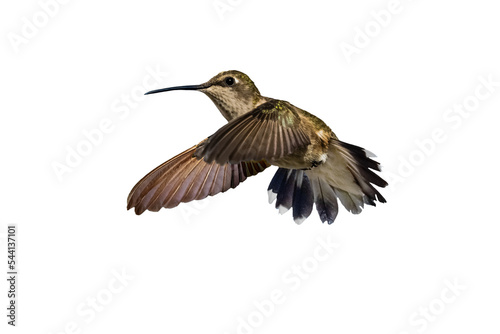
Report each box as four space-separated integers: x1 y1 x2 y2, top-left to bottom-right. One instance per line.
127 144 269 215
194 100 311 164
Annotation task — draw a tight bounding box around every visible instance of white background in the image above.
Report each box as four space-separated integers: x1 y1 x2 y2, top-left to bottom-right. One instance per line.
1 0 500 333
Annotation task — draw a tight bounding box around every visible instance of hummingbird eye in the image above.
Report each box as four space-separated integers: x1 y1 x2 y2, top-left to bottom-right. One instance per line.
225 77 235 86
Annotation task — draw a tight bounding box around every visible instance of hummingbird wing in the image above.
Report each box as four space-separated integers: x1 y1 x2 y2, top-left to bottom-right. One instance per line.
194 100 311 164
127 143 269 215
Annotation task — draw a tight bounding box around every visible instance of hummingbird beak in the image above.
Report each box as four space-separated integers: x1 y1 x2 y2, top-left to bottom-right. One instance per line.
144 84 209 95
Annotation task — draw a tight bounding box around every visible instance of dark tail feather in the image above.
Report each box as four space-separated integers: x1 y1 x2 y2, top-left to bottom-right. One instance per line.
292 171 314 224
336 140 387 205
311 177 339 224
267 168 314 224
267 167 288 203
275 169 297 214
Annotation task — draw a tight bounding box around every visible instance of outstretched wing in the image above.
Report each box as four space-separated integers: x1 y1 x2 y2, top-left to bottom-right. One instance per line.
194 100 311 165
127 143 269 215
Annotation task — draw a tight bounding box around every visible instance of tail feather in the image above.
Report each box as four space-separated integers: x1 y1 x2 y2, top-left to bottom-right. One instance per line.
267 168 314 223
267 140 387 224
334 140 387 204
267 167 287 204
311 177 339 224
333 188 364 215
292 171 314 224
275 169 297 214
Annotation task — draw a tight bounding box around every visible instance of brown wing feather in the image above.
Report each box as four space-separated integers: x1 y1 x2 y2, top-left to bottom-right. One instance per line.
127 144 270 215
194 100 311 164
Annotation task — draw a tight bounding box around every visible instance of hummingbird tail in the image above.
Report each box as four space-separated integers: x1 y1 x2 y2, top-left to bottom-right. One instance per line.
267 168 341 225
267 140 387 225
127 144 269 215
308 139 388 223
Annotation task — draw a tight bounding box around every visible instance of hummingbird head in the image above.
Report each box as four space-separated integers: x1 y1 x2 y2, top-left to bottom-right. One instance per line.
145 70 266 121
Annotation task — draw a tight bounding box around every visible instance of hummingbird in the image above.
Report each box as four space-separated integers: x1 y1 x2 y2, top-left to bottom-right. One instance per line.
127 70 387 224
